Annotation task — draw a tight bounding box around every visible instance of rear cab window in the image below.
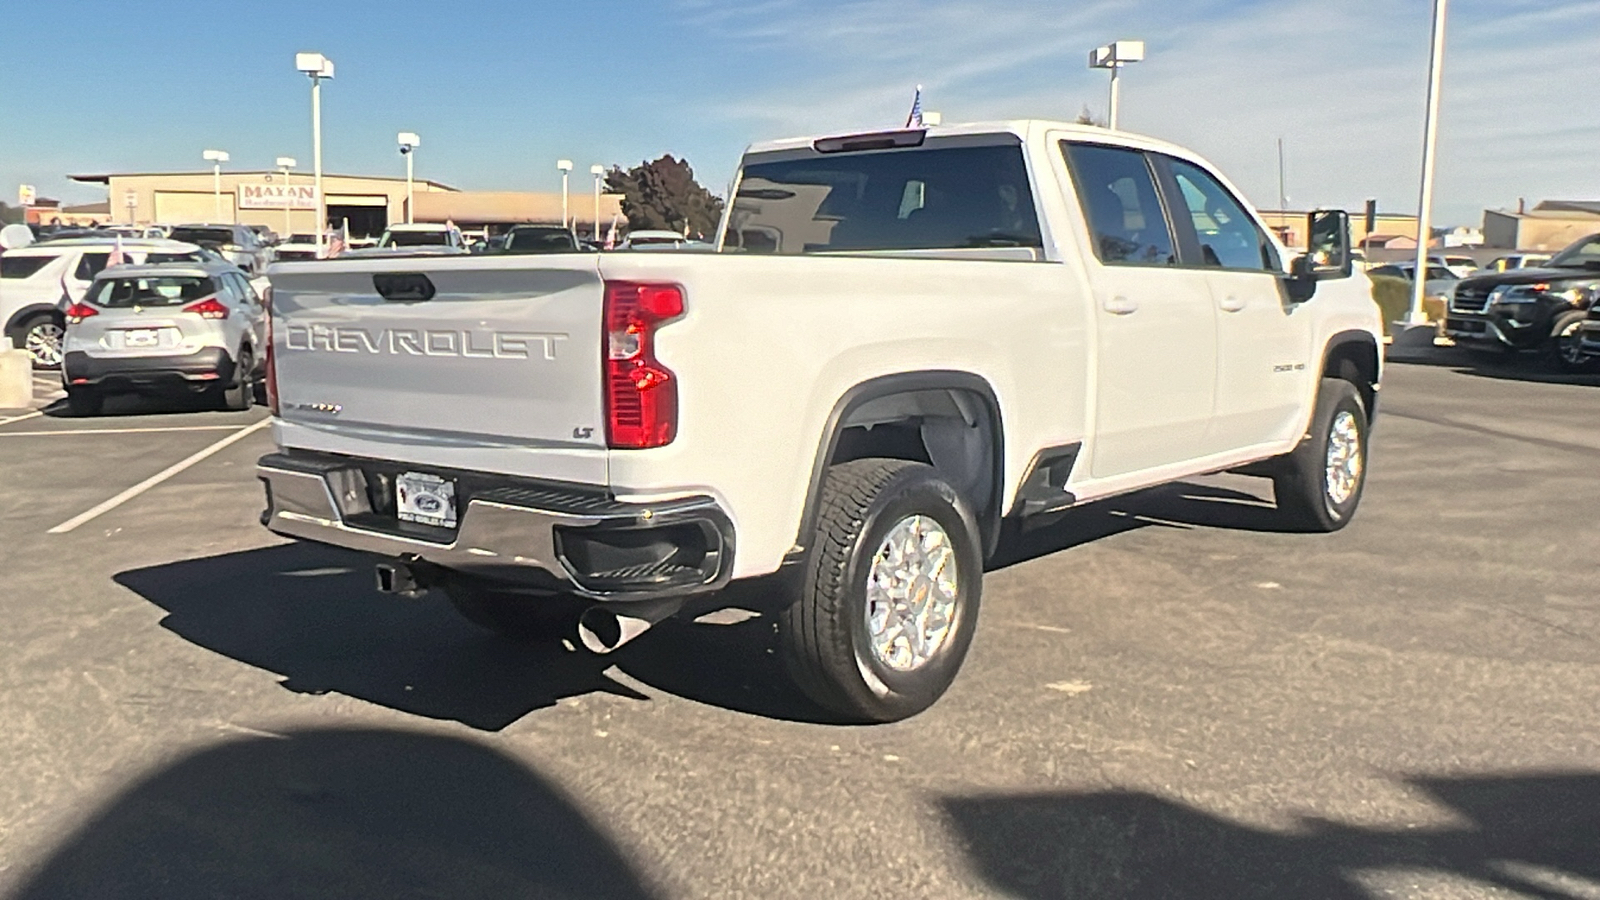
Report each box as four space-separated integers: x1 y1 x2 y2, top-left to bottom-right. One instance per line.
0 255 59 279
724 135 1044 257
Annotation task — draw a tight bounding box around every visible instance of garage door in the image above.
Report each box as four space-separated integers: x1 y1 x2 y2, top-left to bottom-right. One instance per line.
155 191 226 224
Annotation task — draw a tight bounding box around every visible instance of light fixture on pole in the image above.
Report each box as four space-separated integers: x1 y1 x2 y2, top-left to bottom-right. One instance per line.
1410 0 1449 326
275 157 297 238
123 190 138 225
557 160 574 233
397 132 420 224
590 164 605 243
1089 40 1145 130
202 150 230 222
295 52 335 257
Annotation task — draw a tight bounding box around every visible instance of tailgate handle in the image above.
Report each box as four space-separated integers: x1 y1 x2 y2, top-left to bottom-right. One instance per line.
373 273 436 303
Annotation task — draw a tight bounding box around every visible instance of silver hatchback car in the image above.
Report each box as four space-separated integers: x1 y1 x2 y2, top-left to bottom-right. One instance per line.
61 261 266 415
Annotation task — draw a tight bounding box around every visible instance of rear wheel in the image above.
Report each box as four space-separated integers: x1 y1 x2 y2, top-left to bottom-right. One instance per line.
443 579 586 644
220 348 254 411
1271 378 1369 533
65 387 102 417
779 459 984 723
19 314 64 369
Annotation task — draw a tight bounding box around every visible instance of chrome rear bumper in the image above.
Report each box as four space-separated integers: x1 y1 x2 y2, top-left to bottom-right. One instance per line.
257 451 734 601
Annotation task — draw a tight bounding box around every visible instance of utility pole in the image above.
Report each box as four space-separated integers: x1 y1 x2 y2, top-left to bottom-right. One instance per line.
1410 0 1449 326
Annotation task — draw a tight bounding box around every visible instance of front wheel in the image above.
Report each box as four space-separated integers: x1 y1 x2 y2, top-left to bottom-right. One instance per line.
1548 311 1599 373
780 459 984 723
1272 378 1369 533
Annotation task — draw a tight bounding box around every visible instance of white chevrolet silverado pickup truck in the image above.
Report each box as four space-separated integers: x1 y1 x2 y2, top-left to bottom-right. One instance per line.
257 120 1382 722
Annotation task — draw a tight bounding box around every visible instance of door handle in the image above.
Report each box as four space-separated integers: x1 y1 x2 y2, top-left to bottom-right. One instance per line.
1103 295 1139 316
1219 295 1246 313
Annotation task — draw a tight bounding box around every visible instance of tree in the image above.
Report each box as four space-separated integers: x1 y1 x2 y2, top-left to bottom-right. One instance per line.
0 202 21 226
604 156 724 238
1075 106 1106 128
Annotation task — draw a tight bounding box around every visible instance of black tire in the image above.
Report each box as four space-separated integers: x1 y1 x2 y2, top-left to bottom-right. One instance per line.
65 387 102 417
780 458 984 723
1548 311 1599 373
18 313 64 370
220 348 254 411
443 580 586 644
1271 378 1369 533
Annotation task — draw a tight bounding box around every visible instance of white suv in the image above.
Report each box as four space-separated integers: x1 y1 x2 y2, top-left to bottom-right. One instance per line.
0 238 219 367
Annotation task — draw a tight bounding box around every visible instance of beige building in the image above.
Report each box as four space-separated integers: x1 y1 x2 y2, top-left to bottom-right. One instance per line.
1482 201 1600 251
70 170 456 237
1256 209 1421 252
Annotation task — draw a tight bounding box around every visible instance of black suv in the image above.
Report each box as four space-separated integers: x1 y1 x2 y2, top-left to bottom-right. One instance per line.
1446 232 1600 371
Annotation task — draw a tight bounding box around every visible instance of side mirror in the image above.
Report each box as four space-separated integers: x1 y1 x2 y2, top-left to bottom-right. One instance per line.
1298 209 1353 280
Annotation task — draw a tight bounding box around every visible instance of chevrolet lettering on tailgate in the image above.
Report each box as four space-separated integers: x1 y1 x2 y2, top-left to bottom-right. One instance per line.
283 323 568 360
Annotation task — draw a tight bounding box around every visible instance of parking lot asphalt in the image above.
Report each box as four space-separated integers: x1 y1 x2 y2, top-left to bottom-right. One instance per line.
0 358 1596 899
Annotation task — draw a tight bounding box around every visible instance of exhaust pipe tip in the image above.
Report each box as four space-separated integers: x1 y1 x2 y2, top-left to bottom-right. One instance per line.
577 598 687 654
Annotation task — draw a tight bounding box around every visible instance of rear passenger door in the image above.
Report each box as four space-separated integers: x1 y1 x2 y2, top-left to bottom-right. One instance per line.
1156 155 1312 452
1062 141 1217 479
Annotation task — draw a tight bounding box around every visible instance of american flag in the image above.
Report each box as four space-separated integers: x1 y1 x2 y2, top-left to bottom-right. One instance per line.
604 215 619 250
104 234 125 268
905 84 924 128
324 221 347 258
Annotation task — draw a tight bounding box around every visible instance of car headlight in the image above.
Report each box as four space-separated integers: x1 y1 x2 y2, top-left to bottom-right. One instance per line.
1491 284 1540 304
1554 283 1600 306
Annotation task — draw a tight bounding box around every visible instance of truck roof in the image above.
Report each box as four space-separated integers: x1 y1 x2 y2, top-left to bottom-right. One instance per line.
744 119 1194 158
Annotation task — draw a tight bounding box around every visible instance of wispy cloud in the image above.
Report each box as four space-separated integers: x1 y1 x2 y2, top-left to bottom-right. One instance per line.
678 0 1600 224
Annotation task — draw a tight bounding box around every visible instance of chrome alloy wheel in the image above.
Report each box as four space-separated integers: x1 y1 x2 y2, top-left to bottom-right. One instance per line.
864 514 960 672
26 320 64 368
1324 410 1364 506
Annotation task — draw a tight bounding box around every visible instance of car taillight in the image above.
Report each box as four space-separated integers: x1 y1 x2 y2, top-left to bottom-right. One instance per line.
183 296 229 319
603 281 683 449
263 287 279 416
64 303 98 324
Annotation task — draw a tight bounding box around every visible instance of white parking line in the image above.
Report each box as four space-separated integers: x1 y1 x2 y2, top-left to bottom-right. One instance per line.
0 411 44 427
47 419 272 535
0 425 242 438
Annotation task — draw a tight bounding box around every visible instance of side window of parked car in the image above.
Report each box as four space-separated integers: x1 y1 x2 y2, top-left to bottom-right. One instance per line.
1164 157 1280 272
231 273 261 307
73 252 112 281
1062 142 1177 266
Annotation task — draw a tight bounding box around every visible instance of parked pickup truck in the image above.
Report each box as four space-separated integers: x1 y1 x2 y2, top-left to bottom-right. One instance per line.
257 120 1382 722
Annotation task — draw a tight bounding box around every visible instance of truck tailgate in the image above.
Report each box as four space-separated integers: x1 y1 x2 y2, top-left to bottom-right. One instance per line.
268 258 607 470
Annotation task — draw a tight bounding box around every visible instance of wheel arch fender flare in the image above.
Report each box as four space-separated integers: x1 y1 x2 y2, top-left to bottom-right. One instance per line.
1318 329 1381 422
5 303 64 338
791 370 1006 562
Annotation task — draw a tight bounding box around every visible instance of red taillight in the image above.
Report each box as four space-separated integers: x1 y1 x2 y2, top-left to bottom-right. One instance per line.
65 303 98 324
263 287 279 416
182 296 229 319
604 281 683 449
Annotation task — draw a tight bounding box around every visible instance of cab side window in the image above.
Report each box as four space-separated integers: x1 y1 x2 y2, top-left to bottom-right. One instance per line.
1166 158 1279 272
1062 142 1177 267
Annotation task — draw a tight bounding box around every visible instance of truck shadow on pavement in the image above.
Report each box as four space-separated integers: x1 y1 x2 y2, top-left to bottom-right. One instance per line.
941 772 1600 899
114 478 1288 730
6 727 665 900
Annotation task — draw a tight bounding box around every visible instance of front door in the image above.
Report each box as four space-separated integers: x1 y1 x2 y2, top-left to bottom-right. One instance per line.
1062 142 1218 479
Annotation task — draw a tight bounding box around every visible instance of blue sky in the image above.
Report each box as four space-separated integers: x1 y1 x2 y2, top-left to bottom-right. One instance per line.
2 0 1597 226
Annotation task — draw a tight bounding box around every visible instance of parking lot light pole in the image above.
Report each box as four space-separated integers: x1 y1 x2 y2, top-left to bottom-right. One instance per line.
202 150 229 222
295 52 335 257
557 160 574 233
1089 40 1145 130
1410 0 1449 326
276 157 297 238
398 133 420 224
591 165 605 243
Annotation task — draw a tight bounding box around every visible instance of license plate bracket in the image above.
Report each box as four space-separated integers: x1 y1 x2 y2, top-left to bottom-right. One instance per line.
396 471 458 528
124 328 159 348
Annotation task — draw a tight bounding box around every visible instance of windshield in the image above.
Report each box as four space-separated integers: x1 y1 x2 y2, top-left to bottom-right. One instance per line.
1547 235 1600 269
144 251 206 265
726 139 1043 255
89 275 216 308
287 234 318 244
381 230 451 247
505 229 576 252
168 227 235 246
